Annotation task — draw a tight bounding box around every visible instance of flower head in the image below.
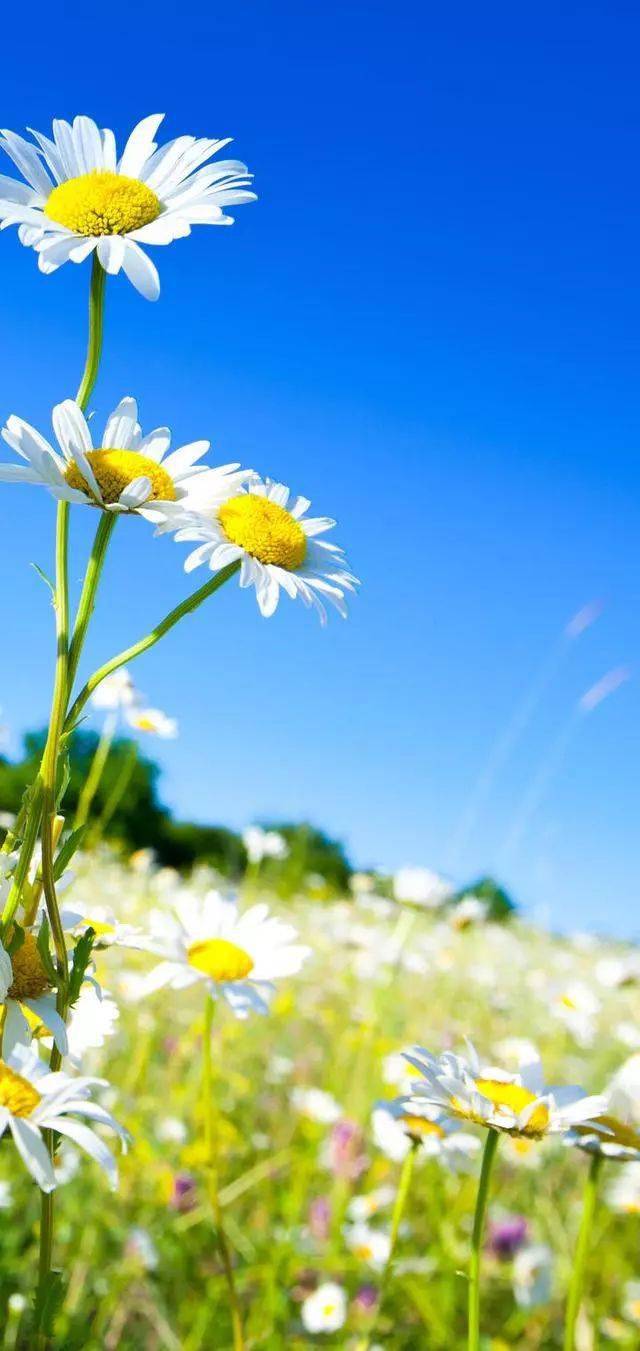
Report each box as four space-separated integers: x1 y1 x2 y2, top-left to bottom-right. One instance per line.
136 890 310 1017
0 1043 128 1192
404 1042 607 1140
0 396 248 515
0 114 255 299
152 476 358 623
126 706 178 739
300 1282 347 1334
372 1098 480 1168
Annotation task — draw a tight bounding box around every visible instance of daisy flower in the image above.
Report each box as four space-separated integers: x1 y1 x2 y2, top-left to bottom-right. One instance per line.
372 1099 480 1167
135 890 310 1017
91 669 138 712
404 1042 607 1140
567 1062 640 1162
0 1043 128 1192
152 476 358 623
344 1221 391 1270
0 395 250 516
0 114 255 300
300 1282 347 1335
126 706 177 738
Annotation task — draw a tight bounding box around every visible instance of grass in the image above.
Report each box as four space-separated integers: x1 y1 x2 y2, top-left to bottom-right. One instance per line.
1 849 639 1348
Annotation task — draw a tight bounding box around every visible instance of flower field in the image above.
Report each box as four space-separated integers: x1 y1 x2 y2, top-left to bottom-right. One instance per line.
1 847 639 1349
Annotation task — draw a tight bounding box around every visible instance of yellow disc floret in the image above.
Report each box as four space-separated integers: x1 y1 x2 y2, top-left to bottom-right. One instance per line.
45 171 161 236
218 495 307 570
401 1114 446 1141
187 937 254 983
8 933 51 1001
65 449 176 507
0 1061 40 1117
474 1077 550 1136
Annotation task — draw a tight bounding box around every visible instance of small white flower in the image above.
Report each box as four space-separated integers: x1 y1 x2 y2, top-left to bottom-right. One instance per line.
372 1101 480 1168
291 1086 343 1125
347 1185 396 1222
513 1245 553 1309
152 475 358 624
450 896 489 930
405 1042 607 1140
0 396 249 516
135 890 310 1018
126 706 177 738
300 1282 347 1334
155 1116 188 1145
243 826 288 864
345 1221 391 1270
91 669 138 711
0 114 255 300
393 867 452 908
0 1043 128 1192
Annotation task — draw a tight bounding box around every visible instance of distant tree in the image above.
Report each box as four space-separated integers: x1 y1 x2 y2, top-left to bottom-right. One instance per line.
259 821 352 896
453 876 516 921
159 821 247 877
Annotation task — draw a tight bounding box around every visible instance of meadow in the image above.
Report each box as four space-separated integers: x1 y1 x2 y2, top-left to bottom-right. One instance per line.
1 846 638 1349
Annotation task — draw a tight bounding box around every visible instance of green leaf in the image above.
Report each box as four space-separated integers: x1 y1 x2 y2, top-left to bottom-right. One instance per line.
30 562 55 597
6 923 24 957
53 825 89 880
68 928 96 1006
33 1269 65 1336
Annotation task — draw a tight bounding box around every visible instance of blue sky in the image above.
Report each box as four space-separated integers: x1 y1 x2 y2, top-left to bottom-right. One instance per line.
0 2 639 934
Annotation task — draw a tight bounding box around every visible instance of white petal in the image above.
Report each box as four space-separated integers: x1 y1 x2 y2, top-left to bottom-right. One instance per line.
102 397 139 450
121 241 160 301
118 114 165 179
8 1116 56 1192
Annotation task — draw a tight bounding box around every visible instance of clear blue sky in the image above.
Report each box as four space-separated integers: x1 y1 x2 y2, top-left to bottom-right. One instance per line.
0 2 639 935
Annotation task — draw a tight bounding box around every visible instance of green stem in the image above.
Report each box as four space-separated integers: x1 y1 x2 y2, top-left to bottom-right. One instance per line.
35 254 107 1351
203 995 245 1351
68 513 116 691
468 1129 499 1351
359 1140 417 1351
76 255 106 410
65 562 240 732
563 1153 603 1351
73 714 116 831
94 739 137 840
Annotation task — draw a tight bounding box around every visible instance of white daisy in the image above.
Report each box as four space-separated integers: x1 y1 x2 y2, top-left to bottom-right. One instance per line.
405 1042 607 1140
63 986 119 1067
0 114 255 300
0 1042 128 1192
0 395 250 516
134 890 310 1017
126 706 177 739
344 1221 391 1270
91 669 138 712
567 1062 640 1162
243 826 288 864
151 475 358 623
301 1282 347 1335
372 1099 481 1167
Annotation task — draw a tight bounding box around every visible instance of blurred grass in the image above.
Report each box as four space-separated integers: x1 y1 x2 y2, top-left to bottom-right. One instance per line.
1 851 639 1348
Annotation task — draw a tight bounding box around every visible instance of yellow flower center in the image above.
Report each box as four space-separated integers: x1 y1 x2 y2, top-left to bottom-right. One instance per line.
218 495 307 570
187 938 254 983
45 171 161 236
582 1114 640 1152
65 449 176 507
401 1114 445 1140
0 1061 40 1117
8 933 51 1001
474 1077 550 1136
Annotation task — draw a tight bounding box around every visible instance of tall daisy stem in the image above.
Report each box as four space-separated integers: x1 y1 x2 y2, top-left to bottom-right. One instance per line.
468 1128 499 1351
65 562 241 731
563 1153 603 1351
34 257 107 1350
94 740 138 840
202 994 245 1351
